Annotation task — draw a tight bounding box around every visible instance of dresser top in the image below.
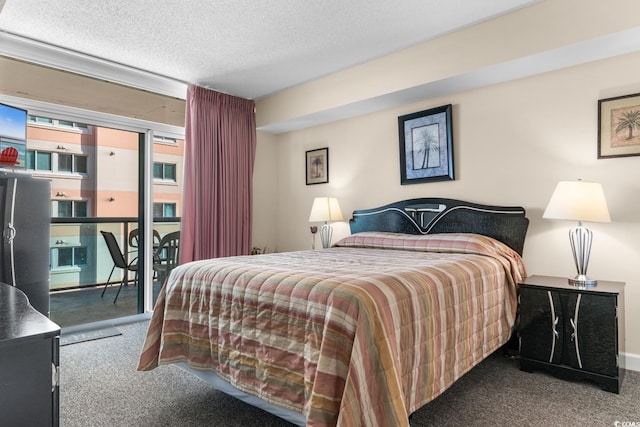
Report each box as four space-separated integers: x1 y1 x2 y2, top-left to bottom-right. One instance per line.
0 283 60 346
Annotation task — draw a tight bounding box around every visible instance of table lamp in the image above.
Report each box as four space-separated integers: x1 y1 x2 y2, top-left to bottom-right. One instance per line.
308 197 343 248
542 180 611 287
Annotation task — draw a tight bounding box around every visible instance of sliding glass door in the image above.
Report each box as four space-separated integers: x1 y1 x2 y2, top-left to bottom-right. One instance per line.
4 108 183 330
26 114 143 327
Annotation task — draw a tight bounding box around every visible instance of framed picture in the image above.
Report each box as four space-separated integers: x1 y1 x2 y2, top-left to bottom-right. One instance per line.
598 93 640 159
398 104 454 185
306 147 329 185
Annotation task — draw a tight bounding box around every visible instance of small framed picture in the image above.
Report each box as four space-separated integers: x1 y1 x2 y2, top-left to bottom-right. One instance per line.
598 93 640 159
398 104 454 185
305 147 329 185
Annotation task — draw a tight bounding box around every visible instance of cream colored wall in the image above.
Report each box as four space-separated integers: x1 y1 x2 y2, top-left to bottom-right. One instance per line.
256 52 640 364
251 0 640 369
252 131 279 251
256 0 640 131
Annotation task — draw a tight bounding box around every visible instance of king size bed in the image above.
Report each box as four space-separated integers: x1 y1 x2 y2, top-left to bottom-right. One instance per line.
138 198 529 427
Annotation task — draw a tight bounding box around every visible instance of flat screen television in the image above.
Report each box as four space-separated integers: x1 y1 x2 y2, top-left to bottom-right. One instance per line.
0 102 28 169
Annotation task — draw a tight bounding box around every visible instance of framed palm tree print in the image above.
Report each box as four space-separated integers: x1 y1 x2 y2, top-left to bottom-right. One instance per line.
306 147 329 185
398 104 454 184
598 93 640 158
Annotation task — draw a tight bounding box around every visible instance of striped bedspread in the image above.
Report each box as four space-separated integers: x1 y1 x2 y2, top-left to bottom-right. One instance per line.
138 232 526 427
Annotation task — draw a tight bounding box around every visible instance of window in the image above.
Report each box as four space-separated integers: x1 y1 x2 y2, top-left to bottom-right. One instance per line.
51 246 87 269
27 150 87 174
26 150 52 171
75 156 87 173
55 200 88 218
28 115 53 125
152 163 162 179
153 202 176 218
58 153 88 173
58 153 72 172
153 162 176 181
57 201 71 218
28 115 90 132
154 135 178 145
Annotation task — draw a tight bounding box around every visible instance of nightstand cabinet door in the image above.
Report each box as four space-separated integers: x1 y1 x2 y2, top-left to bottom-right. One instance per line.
570 293 617 377
519 288 564 364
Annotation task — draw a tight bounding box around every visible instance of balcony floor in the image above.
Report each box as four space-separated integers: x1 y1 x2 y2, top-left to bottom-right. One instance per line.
50 281 162 328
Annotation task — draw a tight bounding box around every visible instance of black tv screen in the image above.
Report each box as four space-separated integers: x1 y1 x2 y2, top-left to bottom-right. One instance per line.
0 102 28 168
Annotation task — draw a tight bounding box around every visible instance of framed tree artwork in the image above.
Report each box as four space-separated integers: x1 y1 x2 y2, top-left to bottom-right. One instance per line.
598 93 640 159
306 147 329 185
398 104 454 185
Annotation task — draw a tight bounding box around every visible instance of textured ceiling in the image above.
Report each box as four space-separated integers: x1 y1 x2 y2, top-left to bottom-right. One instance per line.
0 0 537 100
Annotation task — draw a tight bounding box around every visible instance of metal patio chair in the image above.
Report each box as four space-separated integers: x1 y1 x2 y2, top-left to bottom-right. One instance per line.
100 230 138 303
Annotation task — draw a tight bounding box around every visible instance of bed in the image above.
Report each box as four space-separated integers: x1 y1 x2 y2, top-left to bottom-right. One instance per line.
138 198 529 427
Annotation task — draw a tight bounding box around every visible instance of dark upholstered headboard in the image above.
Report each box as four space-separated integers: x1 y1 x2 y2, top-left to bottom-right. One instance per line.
349 198 529 255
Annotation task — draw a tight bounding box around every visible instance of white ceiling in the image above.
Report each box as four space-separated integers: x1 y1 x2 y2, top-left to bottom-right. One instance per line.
0 0 538 100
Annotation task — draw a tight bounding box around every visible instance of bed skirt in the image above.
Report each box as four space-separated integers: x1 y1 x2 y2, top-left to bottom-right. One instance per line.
176 362 307 426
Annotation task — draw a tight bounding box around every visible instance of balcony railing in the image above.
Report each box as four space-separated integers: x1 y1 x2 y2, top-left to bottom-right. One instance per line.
50 217 180 290
49 217 180 328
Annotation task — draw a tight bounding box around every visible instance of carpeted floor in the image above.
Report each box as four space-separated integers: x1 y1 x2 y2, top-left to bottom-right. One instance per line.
60 321 639 426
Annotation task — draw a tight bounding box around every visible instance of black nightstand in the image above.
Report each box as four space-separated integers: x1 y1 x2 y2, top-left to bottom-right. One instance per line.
518 275 625 393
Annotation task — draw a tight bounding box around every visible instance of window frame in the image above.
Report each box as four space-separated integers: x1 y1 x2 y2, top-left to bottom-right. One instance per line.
28 114 91 133
152 161 177 182
53 199 89 218
50 245 89 271
27 149 89 175
153 202 177 218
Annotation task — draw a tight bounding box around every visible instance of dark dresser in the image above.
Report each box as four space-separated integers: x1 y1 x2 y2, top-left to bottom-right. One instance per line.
0 282 60 426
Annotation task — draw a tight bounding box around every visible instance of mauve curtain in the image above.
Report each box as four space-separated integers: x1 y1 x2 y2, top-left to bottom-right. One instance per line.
179 85 256 263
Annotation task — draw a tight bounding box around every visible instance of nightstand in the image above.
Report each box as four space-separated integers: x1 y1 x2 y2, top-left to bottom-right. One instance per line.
518 275 625 393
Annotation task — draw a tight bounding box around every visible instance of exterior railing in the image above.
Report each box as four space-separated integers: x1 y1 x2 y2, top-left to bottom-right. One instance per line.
50 217 180 291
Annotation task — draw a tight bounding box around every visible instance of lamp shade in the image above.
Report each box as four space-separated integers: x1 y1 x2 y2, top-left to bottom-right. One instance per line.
308 197 343 222
543 181 611 223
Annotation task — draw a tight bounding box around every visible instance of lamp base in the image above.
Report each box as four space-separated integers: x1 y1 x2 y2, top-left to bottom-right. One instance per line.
568 226 597 288
568 274 598 288
319 223 333 249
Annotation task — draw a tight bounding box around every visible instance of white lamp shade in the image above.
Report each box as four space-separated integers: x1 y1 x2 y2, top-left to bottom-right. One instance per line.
543 181 611 223
309 197 344 222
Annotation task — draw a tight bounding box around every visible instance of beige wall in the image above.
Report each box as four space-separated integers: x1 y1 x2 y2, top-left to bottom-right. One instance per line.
255 53 640 364
251 131 279 252
254 0 640 370
256 0 640 132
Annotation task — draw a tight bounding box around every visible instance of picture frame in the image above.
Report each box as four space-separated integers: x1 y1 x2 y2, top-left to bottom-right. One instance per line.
398 104 454 185
598 92 640 159
305 147 329 185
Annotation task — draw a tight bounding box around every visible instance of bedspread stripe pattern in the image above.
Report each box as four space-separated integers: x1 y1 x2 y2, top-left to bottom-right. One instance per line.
139 232 525 427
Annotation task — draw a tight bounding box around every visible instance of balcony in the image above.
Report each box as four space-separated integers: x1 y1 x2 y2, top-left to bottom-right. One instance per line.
49 217 180 328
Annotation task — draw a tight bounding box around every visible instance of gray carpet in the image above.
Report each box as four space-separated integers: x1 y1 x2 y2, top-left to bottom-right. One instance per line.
60 321 640 426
